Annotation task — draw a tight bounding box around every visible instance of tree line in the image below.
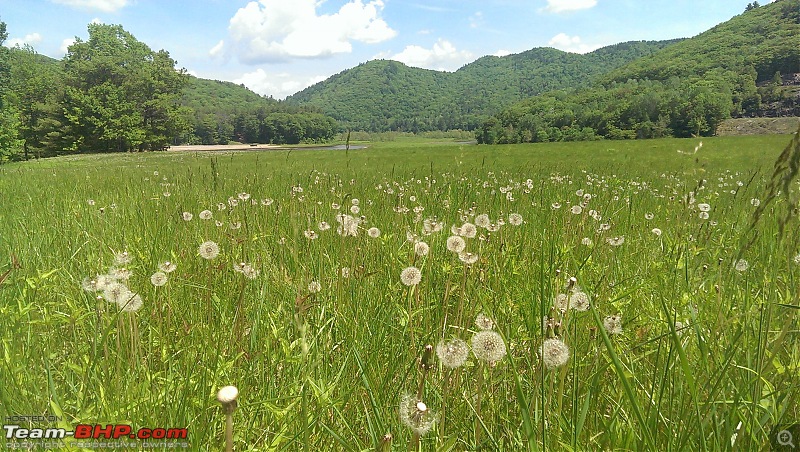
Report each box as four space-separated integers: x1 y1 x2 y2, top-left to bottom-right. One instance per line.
0 22 339 161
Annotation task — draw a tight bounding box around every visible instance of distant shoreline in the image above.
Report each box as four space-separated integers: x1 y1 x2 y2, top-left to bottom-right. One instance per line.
167 144 282 152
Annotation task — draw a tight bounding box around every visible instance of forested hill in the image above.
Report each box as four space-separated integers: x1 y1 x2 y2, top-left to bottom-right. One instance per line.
478 0 800 144
286 40 681 132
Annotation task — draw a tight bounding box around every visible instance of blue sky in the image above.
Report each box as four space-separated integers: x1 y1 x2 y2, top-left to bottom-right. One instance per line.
0 0 770 99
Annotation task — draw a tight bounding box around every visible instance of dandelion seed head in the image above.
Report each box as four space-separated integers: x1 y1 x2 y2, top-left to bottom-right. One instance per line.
446 235 466 253
367 227 381 238
414 241 429 257
113 250 132 266
458 251 479 265
217 385 239 404
400 266 422 286
652 228 662 236
475 214 490 228
508 213 523 226
435 338 469 369
475 313 494 330
399 394 436 436
698 203 711 212
102 282 130 304
199 210 213 220
460 222 477 238
603 315 623 335
734 259 749 272
119 293 143 312
540 338 570 369
569 291 590 311
471 330 507 364
182 212 193 221
606 236 625 246
570 205 583 215
150 271 168 287
198 241 220 260
308 280 322 293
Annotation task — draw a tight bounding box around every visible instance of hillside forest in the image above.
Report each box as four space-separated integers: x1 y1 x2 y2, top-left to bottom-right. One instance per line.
0 0 798 160
0 23 338 161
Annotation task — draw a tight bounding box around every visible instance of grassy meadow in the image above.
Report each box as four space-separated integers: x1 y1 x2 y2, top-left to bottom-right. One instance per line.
1 134 799 451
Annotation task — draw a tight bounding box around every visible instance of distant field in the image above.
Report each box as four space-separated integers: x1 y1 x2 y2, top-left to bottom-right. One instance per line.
1 134 798 450
717 116 800 136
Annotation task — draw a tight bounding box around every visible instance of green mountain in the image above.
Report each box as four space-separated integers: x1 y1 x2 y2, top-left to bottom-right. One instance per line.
602 0 799 84
479 0 799 144
286 40 681 132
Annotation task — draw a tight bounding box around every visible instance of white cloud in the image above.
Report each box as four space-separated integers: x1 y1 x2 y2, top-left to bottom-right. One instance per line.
493 49 512 57
60 37 77 54
220 0 396 63
547 33 601 54
209 40 225 58
542 0 597 13
50 0 129 12
233 69 327 99
390 39 473 71
6 33 43 48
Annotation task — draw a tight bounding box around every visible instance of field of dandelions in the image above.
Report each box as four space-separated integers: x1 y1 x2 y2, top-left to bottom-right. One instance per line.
1 134 798 451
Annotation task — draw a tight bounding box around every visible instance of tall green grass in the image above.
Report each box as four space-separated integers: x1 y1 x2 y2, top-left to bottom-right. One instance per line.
0 134 797 450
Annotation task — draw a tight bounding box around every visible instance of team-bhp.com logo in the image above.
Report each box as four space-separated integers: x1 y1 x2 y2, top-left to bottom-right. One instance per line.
5 424 187 440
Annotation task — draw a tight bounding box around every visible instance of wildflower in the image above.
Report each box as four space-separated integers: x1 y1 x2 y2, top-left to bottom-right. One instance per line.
569 291 590 311
229 221 242 230
87 199 96 206
119 293 144 312
217 385 239 408
446 236 466 253
471 330 507 364
351 198 360 206
399 394 436 436
750 198 760 207
414 241 430 257
238 192 250 201
340 267 351 278
113 250 133 266
103 282 131 305
606 236 625 246
198 241 220 260
475 313 494 330
400 266 422 286
734 259 749 272
460 222 477 238
150 271 168 287
367 227 381 238
475 214 490 228
108 267 132 281
570 205 583 215
508 213 523 226
652 228 662 236
318 221 331 231
261 198 274 206
698 212 709 220
350 205 361 215
158 261 177 273
81 276 99 292
553 293 569 311
458 251 479 265
182 212 193 221
304 229 318 240
199 210 213 220
435 338 469 369
308 280 322 293
603 315 623 335
540 338 570 369
698 203 711 212
551 202 562 210
645 212 654 220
